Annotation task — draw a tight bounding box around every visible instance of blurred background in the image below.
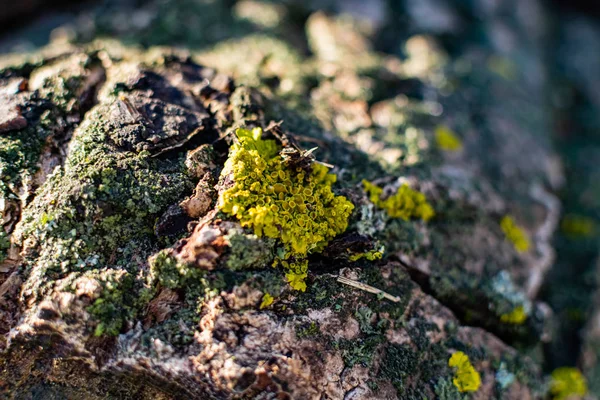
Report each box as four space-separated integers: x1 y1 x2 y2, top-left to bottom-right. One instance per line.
1 0 599 395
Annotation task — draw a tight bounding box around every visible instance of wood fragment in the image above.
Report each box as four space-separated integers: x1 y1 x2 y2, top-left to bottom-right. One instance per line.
337 276 401 302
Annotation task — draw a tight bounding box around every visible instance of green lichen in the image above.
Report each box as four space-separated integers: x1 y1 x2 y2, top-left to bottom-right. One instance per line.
224 230 275 271
380 343 419 394
1 54 99 210
15 103 193 310
434 378 467 400
296 321 320 338
355 306 376 334
337 336 383 368
362 180 434 221
355 306 389 335
218 127 354 290
149 250 205 290
0 229 9 263
0 109 54 199
29 54 95 114
86 269 134 337
141 278 214 348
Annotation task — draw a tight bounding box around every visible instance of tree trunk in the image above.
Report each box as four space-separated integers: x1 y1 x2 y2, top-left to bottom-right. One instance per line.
1 1 599 399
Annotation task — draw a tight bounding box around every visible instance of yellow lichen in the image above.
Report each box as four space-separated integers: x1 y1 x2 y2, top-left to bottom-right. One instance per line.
435 125 463 151
448 351 481 393
362 180 434 221
286 271 308 292
219 127 354 291
349 250 384 262
500 305 527 325
500 215 530 253
561 215 596 238
260 292 274 309
550 367 587 400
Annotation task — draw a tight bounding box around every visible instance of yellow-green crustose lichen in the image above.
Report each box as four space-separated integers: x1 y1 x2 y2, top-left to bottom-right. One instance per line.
349 249 384 262
448 351 481 393
561 214 596 238
550 367 587 400
500 305 527 325
500 215 530 252
435 125 463 151
219 127 354 291
260 292 274 309
362 180 434 221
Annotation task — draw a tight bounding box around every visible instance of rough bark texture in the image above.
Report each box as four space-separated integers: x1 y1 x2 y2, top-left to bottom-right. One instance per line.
0 0 599 399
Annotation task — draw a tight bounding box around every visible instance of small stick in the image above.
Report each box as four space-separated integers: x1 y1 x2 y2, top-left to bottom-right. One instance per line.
337 276 401 302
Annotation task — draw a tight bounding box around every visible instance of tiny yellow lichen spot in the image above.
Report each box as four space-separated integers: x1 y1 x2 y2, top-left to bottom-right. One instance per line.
500 215 530 253
435 125 463 151
561 215 596 238
500 305 527 325
362 180 434 222
260 293 274 309
349 250 384 262
550 367 587 400
219 127 354 291
448 351 481 393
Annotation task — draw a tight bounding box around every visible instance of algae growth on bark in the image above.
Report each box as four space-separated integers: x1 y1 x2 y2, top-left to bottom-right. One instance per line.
1 0 599 399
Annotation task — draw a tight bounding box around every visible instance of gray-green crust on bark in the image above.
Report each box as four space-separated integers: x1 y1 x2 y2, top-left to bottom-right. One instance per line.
1 0 599 399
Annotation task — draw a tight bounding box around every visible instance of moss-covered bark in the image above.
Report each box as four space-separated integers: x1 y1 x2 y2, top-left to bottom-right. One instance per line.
0 0 599 399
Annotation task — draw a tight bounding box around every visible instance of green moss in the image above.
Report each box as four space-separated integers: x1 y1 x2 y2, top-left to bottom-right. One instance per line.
218 127 354 290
